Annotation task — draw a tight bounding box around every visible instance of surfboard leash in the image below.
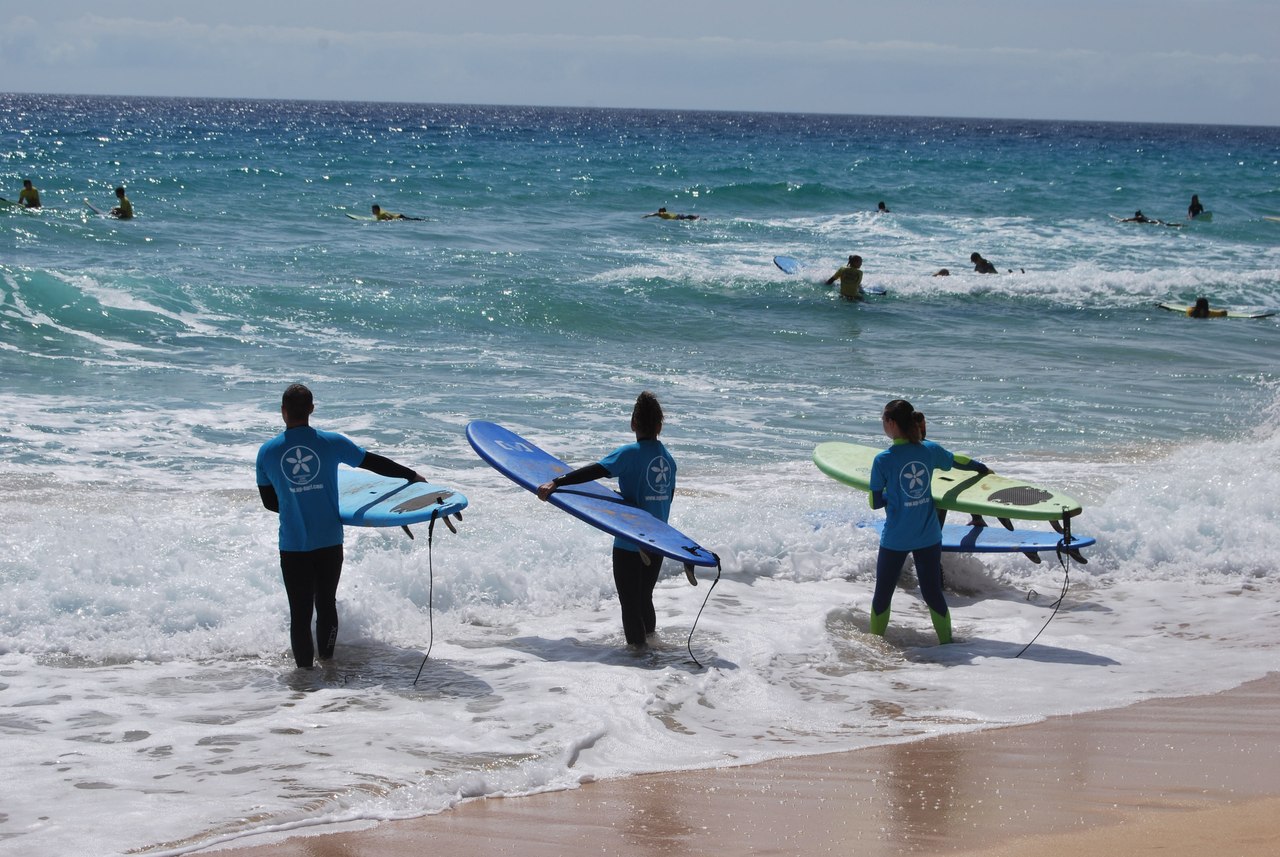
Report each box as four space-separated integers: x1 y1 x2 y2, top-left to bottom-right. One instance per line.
412 511 440 686
1015 512 1075 658
685 554 722 669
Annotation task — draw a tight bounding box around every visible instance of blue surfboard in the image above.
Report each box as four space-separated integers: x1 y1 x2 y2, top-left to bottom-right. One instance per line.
773 255 803 274
465 421 718 568
864 520 1094 563
337 470 467 528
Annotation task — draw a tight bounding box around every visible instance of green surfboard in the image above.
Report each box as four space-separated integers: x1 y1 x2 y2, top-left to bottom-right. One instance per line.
812 442 1082 523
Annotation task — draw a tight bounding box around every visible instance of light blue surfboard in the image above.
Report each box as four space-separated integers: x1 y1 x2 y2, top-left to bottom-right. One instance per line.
774 255 803 274
465 420 718 568
863 520 1094 563
337 470 467 528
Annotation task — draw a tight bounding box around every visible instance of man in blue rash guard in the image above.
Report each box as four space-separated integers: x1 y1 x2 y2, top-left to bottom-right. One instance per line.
868 399 989 644
537 391 676 650
257 383 427 669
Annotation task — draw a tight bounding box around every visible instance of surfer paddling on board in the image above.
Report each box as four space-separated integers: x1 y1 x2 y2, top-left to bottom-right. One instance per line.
1187 297 1227 318
868 399 989 644
256 383 431 670
537 391 677 651
825 255 865 300
643 207 699 221
371 204 424 221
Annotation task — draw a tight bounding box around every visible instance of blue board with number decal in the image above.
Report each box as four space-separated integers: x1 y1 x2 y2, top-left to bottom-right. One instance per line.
465 420 717 567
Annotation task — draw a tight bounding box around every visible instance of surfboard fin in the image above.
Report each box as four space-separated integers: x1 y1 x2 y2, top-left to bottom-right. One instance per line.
1068 549 1088 564
442 515 457 534
638 549 652 567
401 525 414 540
999 517 1015 531
684 564 697 586
1021 551 1042 564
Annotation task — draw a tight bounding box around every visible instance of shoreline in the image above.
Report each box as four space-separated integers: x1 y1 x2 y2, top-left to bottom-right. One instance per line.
203 672 1280 856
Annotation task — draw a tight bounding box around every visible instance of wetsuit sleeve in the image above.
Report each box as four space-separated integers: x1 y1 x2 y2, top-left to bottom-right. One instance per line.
551 462 610 488
951 454 990 475
258 483 279 512
359 451 423 482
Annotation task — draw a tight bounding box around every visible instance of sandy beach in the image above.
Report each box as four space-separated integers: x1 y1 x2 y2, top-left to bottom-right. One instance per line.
203 672 1280 857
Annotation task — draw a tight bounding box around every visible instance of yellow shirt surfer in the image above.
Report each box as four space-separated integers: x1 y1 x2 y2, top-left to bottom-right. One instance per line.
18 180 40 208
825 255 865 300
110 187 133 219
371 204 423 221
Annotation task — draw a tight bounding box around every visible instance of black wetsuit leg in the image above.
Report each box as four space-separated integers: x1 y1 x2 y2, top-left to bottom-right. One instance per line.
872 546 909 616
280 545 344 667
612 548 662 646
911 543 948 616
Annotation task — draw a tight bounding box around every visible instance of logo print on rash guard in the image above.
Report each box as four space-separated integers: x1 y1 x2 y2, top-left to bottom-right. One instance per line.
899 461 930 500
646 455 672 497
282 445 320 485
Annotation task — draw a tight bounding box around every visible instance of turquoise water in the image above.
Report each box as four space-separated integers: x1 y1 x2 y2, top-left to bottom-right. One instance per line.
2 95 1279 856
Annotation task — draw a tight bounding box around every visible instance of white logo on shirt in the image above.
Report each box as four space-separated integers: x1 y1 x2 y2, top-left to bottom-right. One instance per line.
282 445 320 485
899 461 929 500
646 455 672 497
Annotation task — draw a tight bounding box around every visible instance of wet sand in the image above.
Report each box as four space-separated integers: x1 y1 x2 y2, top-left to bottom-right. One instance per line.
204 673 1280 856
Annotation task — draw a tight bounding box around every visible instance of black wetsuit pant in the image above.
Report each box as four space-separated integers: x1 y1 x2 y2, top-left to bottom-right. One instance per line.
872 543 947 617
612 547 662 647
280 545 343 668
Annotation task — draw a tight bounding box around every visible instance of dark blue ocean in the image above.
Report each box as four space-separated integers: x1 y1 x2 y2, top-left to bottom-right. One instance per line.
2 94 1278 856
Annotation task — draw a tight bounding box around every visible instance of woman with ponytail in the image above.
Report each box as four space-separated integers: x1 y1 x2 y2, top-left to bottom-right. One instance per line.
868 399 989 643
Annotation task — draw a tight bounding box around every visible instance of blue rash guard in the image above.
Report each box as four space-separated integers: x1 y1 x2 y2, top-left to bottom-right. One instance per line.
598 439 676 552
256 426 366 552
869 438 959 551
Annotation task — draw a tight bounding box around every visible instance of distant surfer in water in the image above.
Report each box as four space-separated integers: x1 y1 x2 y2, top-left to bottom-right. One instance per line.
825 254 865 300
18 179 41 208
109 186 133 219
372 204 424 221
970 252 998 274
1188 195 1205 219
876 200 890 214
643 207 699 221
256 383 430 670
1187 297 1226 318
537 391 676 651
1119 210 1181 228
868 399 989 644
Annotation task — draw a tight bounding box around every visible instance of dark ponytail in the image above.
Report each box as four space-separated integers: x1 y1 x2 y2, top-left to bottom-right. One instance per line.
883 399 922 443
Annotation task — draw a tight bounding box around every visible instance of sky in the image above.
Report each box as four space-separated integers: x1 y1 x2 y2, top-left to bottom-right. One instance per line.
2 1 1277 125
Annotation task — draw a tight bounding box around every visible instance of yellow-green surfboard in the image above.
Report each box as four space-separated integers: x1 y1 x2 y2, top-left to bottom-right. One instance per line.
813 442 1082 523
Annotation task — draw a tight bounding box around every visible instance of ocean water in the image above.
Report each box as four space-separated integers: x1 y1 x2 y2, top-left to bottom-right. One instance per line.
2 94 1278 855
